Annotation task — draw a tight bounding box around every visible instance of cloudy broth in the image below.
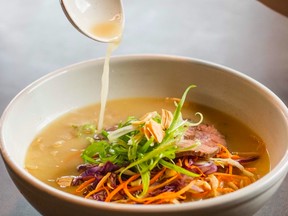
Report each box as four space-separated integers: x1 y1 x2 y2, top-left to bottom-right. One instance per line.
25 98 270 195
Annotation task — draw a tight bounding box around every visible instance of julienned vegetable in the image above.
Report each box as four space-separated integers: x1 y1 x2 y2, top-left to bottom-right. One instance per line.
56 85 260 204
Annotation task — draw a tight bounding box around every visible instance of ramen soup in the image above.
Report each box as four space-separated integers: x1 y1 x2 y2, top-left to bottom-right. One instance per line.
25 89 270 204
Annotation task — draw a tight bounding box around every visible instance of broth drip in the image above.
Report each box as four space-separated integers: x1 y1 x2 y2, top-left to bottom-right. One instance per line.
98 41 120 130
88 14 123 131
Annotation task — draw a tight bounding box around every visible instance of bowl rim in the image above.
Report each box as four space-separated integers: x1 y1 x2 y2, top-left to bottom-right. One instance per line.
1 54 288 213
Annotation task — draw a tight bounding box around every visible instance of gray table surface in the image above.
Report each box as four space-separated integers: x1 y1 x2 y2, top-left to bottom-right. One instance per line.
1 0 288 215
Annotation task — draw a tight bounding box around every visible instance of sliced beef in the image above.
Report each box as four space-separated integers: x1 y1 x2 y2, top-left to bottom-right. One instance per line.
176 124 226 158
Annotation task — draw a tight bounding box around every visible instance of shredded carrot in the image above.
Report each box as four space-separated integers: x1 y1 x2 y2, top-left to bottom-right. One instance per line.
123 174 182 204
73 151 257 203
85 186 105 199
69 134 259 203
123 183 141 202
190 191 210 199
143 180 195 204
76 177 96 193
153 199 168 204
213 172 254 190
103 186 110 196
184 158 205 176
85 172 111 198
118 174 124 184
228 164 233 174
216 143 232 158
231 154 240 160
97 172 111 190
213 172 252 180
177 158 183 167
217 187 234 193
128 168 166 193
148 174 179 193
105 174 140 202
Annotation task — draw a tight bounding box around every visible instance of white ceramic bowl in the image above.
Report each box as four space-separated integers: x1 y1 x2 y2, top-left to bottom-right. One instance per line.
1 55 288 216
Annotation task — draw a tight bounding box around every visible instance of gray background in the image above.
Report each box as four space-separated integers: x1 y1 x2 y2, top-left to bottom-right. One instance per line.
0 0 288 215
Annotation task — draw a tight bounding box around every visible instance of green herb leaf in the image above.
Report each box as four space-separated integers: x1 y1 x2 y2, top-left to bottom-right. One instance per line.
81 85 203 196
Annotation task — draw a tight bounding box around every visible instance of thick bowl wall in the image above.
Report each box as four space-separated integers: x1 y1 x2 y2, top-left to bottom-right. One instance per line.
1 55 288 216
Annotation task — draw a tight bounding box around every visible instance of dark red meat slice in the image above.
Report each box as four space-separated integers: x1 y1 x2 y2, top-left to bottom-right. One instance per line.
176 124 226 158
